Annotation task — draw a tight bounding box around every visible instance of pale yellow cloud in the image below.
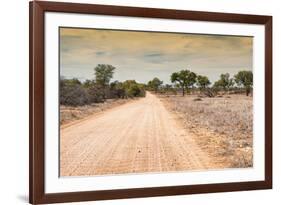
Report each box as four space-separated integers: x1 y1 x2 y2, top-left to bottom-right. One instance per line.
60 27 253 83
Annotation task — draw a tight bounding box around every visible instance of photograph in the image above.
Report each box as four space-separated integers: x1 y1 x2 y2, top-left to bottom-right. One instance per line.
59 27 253 177
29 2 273 203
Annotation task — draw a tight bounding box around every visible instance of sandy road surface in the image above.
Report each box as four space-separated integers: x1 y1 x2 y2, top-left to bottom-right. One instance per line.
60 92 213 176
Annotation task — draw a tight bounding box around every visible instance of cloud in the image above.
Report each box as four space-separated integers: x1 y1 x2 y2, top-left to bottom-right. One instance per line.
60 27 253 84
143 53 164 58
95 51 106 56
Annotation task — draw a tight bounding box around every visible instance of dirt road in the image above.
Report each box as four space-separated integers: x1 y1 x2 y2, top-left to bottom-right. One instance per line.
60 92 213 176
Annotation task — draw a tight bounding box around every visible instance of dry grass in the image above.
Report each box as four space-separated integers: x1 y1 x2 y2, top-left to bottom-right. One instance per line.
160 94 253 168
60 99 132 125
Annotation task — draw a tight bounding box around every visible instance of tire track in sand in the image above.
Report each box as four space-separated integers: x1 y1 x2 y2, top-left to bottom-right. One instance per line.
60 92 214 176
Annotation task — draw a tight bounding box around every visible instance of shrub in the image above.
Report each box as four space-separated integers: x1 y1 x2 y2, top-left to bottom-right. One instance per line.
203 88 217 97
60 84 90 106
127 84 141 97
123 80 146 98
87 85 105 103
60 78 145 106
108 81 126 99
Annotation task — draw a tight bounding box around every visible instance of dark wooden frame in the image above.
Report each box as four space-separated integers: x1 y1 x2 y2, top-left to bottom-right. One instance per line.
29 1 272 204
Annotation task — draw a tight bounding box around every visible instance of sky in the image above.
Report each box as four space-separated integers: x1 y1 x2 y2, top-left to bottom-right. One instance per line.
60 27 253 84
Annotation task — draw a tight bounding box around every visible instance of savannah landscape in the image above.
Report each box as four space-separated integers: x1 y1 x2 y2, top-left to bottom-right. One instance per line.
59 28 253 176
60 65 253 176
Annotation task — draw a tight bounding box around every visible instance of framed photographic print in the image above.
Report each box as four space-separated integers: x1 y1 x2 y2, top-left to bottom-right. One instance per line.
29 1 272 204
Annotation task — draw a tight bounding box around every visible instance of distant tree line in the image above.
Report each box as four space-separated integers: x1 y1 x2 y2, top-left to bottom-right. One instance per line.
146 70 253 97
60 64 145 106
61 64 253 106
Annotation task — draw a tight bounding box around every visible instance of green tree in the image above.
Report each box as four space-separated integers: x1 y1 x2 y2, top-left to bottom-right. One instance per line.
94 64 116 86
213 73 234 92
196 75 211 90
234 70 253 96
147 77 163 93
171 70 197 96
94 64 116 99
